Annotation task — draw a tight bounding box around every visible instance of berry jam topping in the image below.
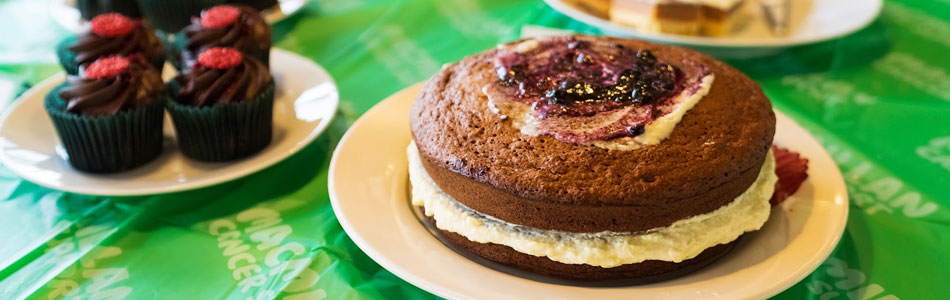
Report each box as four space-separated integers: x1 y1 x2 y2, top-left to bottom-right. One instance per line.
483 37 714 146
626 125 645 136
85 56 130 79
90 13 135 37
197 47 243 69
201 5 241 28
494 38 682 118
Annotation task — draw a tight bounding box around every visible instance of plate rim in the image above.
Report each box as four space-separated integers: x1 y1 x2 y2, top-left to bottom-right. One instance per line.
330 83 849 300
542 0 883 48
0 48 339 196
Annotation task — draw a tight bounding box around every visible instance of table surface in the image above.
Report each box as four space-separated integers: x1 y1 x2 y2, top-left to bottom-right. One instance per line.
0 0 947 299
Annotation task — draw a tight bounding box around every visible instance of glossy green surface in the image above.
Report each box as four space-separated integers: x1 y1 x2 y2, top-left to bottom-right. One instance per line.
0 0 947 299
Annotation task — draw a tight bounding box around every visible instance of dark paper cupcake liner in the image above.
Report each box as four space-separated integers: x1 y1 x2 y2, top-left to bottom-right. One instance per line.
228 0 279 11
148 50 167 73
44 83 167 173
76 0 143 20
166 81 275 162
172 31 270 70
56 37 81 75
75 0 102 20
136 0 224 33
165 33 185 71
56 35 167 75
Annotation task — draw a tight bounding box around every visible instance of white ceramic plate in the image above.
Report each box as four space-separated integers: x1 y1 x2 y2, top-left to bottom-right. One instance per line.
0 48 338 196
52 0 308 33
543 0 882 49
330 83 848 300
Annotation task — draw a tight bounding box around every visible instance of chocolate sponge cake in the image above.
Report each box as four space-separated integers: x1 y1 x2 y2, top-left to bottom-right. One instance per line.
408 35 776 281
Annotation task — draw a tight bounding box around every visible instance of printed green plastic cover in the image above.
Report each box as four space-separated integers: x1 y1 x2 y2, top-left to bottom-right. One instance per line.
0 0 947 299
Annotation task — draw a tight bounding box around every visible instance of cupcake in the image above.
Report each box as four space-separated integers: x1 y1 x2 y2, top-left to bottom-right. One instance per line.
167 47 274 162
56 13 165 76
75 0 142 20
228 0 278 11
174 4 271 70
135 0 225 33
46 55 167 173
409 35 778 282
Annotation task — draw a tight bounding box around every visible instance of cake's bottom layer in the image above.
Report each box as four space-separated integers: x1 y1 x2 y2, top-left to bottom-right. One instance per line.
425 214 739 283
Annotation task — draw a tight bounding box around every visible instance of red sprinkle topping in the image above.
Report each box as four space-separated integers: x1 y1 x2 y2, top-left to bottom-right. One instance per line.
85 56 130 79
90 13 135 37
198 48 243 69
201 5 241 28
770 146 810 206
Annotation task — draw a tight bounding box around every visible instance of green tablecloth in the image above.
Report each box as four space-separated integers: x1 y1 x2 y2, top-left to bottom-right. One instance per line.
0 0 947 299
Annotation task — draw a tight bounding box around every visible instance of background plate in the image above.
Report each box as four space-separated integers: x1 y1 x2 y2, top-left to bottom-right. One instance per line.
0 48 338 196
330 83 849 300
543 0 882 50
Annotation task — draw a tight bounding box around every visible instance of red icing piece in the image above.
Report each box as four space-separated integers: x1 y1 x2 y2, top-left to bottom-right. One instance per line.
770 145 809 206
198 48 243 69
201 5 240 28
90 13 135 37
85 56 130 79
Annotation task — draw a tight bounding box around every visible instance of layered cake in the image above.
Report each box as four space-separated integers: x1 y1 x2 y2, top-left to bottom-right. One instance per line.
610 0 746 36
564 0 611 18
569 0 747 36
408 35 777 281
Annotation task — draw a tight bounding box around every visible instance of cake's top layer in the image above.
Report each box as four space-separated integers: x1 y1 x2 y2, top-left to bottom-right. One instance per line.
183 5 271 57
410 35 775 205
59 56 164 116
483 37 713 149
68 13 163 68
174 48 271 107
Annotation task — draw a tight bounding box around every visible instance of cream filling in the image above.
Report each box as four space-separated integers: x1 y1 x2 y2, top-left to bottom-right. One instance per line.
409 142 776 268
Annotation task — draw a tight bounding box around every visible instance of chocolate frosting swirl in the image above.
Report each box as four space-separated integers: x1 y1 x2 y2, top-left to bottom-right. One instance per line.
68 22 163 69
174 54 272 107
58 59 165 116
182 5 271 65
